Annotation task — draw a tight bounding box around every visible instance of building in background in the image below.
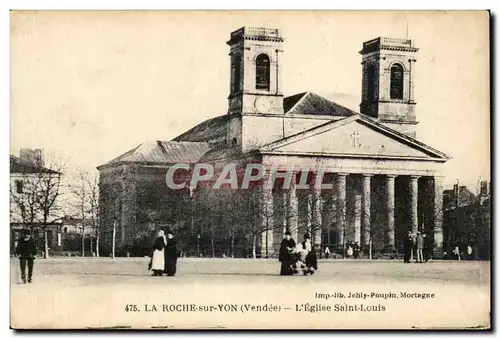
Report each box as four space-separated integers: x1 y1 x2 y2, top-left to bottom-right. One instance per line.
443 180 490 260
10 149 63 255
60 216 98 256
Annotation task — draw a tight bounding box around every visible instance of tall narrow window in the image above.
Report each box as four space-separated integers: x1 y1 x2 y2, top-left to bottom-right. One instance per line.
231 54 242 93
366 64 376 101
390 64 404 99
255 54 270 90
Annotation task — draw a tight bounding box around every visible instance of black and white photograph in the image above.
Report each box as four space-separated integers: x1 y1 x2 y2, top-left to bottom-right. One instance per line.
8 10 490 329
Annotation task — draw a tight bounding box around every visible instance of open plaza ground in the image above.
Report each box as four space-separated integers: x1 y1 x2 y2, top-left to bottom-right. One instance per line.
10 258 491 329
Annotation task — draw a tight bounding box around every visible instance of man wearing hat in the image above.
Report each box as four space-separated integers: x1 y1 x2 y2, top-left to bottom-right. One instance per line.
278 231 296 276
163 230 178 276
16 229 37 283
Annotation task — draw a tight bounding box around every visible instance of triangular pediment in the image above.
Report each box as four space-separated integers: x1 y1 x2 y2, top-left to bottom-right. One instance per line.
259 115 449 161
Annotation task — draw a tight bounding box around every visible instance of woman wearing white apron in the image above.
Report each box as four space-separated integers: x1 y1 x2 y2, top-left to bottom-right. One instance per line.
150 230 166 276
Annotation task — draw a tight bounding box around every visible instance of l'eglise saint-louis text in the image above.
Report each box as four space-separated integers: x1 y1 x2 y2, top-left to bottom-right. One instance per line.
315 292 436 300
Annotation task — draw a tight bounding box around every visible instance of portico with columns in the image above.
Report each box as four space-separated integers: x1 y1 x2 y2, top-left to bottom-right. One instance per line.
259 168 446 258
256 113 449 258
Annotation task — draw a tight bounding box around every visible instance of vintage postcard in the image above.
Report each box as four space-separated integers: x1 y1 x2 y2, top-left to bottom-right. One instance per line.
9 10 490 330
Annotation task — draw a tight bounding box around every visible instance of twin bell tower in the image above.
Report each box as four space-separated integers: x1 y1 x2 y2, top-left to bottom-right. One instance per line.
226 27 420 144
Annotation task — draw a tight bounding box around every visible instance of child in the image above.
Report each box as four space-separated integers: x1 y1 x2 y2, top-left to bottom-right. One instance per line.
16 229 37 283
293 242 308 275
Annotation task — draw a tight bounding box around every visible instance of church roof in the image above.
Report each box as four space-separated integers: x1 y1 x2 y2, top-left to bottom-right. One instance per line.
284 92 357 117
98 141 211 168
198 142 235 162
173 115 231 144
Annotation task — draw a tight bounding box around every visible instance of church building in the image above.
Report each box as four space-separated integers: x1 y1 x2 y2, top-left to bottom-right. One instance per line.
97 27 449 257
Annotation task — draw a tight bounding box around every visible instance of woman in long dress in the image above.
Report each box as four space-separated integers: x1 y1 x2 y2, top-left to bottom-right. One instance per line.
164 232 178 276
302 234 318 275
279 231 296 276
150 230 166 276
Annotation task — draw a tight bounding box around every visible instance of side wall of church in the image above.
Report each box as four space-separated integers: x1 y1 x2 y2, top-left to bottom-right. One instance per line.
99 163 192 256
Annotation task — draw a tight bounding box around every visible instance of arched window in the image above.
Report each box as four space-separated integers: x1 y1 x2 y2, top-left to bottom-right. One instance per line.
255 54 270 90
390 64 404 99
231 54 242 93
366 64 376 101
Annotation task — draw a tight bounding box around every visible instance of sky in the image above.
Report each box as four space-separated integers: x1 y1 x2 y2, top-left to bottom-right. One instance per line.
10 11 490 191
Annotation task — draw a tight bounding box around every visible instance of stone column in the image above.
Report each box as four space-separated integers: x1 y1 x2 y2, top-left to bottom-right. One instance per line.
260 185 274 257
287 172 299 242
433 176 444 257
306 193 313 232
336 173 348 251
281 191 287 237
353 194 361 244
409 175 420 234
361 174 372 248
385 175 396 249
298 193 312 236
311 186 322 254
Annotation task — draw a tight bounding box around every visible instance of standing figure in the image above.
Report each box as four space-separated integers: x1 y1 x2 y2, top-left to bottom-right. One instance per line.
453 245 461 261
467 244 473 260
346 243 353 258
403 231 412 263
416 232 424 263
423 233 431 262
302 234 318 275
16 229 37 283
410 232 417 262
164 231 178 276
353 242 360 259
150 230 166 276
324 246 330 259
278 231 296 276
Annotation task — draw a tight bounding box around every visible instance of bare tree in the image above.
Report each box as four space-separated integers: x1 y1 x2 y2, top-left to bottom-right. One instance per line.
10 175 41 233
69 170 99 257
36 158 66 258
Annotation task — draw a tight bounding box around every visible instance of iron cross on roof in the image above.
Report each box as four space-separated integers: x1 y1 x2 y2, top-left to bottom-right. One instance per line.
350 130 361 148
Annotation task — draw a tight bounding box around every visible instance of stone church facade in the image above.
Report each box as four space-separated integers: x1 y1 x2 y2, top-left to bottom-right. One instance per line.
98 27 449 257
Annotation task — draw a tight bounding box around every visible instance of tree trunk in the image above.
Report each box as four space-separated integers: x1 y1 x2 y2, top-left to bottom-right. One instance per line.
369 238 372 260
252 234 257 259
230 230 235 258
43 228 49 259
81 227 85 257
211 236 215 259
96 231 100 257
211 223 215 258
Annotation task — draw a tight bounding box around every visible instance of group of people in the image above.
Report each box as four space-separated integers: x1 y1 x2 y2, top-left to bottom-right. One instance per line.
278 232 318 276
345 241 361 258
403 230 431 263
449 243 474 261
149 230 178 276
